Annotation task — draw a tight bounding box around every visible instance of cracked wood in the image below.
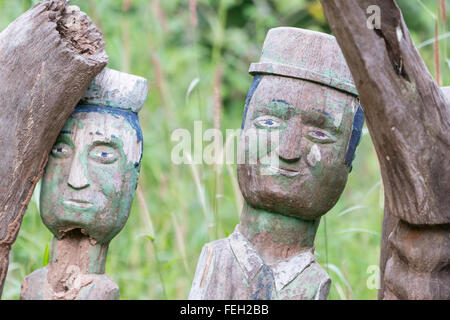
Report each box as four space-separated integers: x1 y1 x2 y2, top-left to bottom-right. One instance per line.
320 0 450 299
0 0 107 297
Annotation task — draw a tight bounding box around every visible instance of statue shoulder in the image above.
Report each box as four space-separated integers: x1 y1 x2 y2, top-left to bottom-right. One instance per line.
188 237 234 299
21 266 49 300
78 274 119 300
198 237 233 262
20 267 119 300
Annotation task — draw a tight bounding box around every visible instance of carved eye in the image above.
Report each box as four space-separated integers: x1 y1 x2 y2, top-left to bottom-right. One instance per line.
89 145 119 164
254 116 281 129
308 130 336 144
51 142 72 159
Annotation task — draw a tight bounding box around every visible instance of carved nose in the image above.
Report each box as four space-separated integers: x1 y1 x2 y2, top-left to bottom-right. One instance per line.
67 154 90 190
277 118 303 162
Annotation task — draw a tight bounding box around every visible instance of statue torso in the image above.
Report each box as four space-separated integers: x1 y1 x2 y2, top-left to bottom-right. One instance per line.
189 227 330 300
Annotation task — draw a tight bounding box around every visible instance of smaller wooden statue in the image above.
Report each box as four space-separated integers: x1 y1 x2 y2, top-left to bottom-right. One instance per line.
189 27 364 300
21 68 148 300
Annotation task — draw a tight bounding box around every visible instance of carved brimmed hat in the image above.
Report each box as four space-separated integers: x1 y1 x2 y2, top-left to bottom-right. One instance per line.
79 67 148 113
249 27 358 97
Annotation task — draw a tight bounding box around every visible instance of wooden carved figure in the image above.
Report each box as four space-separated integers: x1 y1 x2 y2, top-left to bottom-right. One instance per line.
189 27 364 300
21 68 148 300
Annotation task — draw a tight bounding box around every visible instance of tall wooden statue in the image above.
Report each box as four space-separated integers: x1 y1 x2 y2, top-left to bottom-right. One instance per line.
189 27 364 300
20 68 148 300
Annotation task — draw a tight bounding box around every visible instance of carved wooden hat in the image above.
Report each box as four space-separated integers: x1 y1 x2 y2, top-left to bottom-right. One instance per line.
249 27 358 96
79 67 148 113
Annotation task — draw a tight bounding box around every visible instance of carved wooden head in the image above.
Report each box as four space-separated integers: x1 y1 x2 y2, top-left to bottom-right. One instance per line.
40 68 148 244
237 27 363 220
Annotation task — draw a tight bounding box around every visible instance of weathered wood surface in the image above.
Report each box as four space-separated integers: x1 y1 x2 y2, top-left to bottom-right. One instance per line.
21 68 147 300
21 230 118 300
320 0 450 299
0 0 107 297
190 27 362 300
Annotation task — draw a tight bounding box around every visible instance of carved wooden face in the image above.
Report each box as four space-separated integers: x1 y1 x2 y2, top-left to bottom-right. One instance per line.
40 107 142 244
237 75 357 219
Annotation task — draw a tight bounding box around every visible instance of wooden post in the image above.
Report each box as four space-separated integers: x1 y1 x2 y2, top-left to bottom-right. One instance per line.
320 0 450 299
189 27 364 300
21 68 148 300
0 0 107 297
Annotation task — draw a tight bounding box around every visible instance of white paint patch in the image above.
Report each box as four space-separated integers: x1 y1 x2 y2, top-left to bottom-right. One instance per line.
307 144 321 167
396 26 403 43
333 111 343 128
351 99 358 113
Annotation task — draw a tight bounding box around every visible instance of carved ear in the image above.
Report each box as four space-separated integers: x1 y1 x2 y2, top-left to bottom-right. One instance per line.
344 102 365 170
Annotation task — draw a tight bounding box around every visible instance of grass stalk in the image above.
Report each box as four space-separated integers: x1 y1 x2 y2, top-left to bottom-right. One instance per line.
185 151 214 240
435 4 441 85
151 0 168 33
170 211 190 274
136 185 167 299
323 216 329 274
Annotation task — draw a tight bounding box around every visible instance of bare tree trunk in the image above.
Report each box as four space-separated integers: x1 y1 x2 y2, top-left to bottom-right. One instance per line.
0 0 107 297
320 0 449 299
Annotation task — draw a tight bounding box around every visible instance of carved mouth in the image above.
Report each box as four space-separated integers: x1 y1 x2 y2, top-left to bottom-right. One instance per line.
63 199 93 209
266 166 302 177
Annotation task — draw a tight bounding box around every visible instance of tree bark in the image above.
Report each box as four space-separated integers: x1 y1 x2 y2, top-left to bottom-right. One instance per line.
0 0 107 297
320 0 449 299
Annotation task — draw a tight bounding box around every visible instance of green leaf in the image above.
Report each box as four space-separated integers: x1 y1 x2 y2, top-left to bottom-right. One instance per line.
42 243 50 266
135 233 155 242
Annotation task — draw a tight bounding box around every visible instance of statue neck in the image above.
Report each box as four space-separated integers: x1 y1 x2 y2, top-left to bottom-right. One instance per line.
48 229 108 275
238 202 320 265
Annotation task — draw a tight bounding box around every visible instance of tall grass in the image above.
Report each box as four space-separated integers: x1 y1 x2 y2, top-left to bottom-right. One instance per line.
1 0 448 300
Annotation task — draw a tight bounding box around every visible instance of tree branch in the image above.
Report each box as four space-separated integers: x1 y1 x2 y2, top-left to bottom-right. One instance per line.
320 0 449 299
0 0 107 297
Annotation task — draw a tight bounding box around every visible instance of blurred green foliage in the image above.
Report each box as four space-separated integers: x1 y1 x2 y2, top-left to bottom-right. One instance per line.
0 0 448 300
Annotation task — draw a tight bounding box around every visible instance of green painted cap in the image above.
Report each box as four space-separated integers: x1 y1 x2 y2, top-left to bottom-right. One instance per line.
79 67 148 113
249 27 358 96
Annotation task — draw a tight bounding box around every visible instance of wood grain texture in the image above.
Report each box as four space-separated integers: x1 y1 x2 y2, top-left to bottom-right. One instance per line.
320 0 450 299
79 67 148 113
20 69 146 300
0 0 107 297
21 230 119 300
190 27 359 300
189 226 330 300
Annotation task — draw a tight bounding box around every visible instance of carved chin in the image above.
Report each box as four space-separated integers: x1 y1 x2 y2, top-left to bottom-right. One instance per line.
42 209 116 243
40 200 130 244
237 164 347 219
